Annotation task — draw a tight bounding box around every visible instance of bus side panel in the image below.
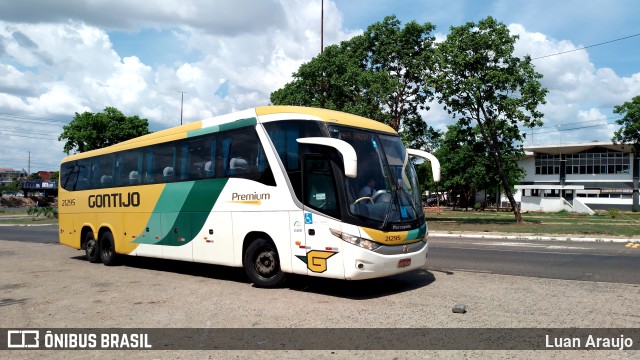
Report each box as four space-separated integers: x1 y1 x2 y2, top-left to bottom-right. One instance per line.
59 211 80 249
160 212 193 261
231 212 291 272
192 212 234 266
302 213 345 280
58 189 82 249
132 214 163 258
289 211 308 275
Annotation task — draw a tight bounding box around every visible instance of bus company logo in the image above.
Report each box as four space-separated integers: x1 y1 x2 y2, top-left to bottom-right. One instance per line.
88 192 140 208
229 192 270 205
296 250 337 273
7 330 39 348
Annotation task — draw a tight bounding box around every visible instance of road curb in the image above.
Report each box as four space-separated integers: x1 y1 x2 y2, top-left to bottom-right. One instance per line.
429 231 637 243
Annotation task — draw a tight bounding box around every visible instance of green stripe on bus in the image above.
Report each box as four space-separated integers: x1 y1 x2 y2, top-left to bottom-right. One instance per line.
132 178 228 246
404 223 427 241
187 117 257 138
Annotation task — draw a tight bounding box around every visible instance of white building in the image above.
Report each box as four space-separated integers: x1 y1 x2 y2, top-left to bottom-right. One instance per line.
516 142 637 213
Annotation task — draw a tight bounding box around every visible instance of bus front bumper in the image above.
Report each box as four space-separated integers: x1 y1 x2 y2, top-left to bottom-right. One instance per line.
343 240 428 280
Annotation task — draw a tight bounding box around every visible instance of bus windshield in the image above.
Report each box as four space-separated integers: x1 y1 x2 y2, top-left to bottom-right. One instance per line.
328 126 424 226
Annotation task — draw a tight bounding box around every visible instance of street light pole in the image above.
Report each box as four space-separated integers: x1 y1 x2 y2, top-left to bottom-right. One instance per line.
177 90 187 125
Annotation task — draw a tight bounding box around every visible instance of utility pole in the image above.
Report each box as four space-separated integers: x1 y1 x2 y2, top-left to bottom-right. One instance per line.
177 91 187 125
320 0 324 53
28 151 31 176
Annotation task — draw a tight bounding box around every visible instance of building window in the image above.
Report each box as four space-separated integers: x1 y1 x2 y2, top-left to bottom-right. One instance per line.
541 149 631 175
534 154 560 175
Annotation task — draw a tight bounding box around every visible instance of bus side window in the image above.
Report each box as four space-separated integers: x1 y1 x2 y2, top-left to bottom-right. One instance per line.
219 127 274 185
115 150 142 186
92 154 114 189
76 159 90 190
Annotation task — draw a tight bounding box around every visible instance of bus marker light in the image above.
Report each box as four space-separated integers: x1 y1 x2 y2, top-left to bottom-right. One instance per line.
295 241 301 246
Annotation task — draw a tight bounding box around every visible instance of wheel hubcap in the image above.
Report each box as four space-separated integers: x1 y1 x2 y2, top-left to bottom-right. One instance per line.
255 251 276 277
87 240 96 255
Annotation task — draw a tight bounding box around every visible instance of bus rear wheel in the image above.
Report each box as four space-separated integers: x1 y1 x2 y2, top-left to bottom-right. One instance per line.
85 231 100 263
99 231 118 266
243 238 285 288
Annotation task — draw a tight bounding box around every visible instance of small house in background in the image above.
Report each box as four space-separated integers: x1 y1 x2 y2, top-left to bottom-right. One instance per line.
516 142 637 213
0 168 27 188
37 171 56 181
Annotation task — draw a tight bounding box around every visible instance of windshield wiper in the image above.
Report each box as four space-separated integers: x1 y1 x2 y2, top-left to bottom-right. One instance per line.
397 185 418 219
379 188 396 230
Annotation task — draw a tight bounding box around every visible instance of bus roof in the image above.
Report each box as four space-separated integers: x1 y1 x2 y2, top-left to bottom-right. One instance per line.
255 106 396 134
61 106 396 163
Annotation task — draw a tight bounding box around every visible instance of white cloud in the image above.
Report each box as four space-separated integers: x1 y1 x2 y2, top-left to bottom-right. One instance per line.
508 23 640 145
1 0 639 172
0 0 358 171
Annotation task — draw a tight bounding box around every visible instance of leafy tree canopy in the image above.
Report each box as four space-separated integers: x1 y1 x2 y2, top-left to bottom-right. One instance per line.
271 15 440 149
431 16 547 222
612 95 640 156
59 106 150 154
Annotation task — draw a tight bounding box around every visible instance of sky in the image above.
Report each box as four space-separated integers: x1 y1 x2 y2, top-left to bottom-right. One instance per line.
1 0 639 172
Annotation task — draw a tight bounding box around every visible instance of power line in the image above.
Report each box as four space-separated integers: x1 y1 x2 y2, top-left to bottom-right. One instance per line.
0 132 60 141
532 33 640 60
530 117 620 131
531 123 608 135
0 112 68 124
1 127 61 137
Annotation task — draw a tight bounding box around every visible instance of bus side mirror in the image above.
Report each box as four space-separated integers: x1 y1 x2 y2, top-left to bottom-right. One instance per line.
296 137 358 178
407 149 440 182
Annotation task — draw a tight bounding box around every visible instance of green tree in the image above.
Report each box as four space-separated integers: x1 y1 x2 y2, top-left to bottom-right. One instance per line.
1 180 21 195
612 96 640 155
271 15 439 149
431 16 547 223
432 125 524 209
59 106 150 154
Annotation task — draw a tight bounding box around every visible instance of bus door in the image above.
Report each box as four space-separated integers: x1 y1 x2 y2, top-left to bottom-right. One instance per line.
301 156 345 279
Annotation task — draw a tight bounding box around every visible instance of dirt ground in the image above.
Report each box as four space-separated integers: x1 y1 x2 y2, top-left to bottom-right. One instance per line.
0 240 638 359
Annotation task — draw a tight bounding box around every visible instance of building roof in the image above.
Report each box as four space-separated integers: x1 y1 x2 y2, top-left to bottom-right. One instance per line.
523 142 631 155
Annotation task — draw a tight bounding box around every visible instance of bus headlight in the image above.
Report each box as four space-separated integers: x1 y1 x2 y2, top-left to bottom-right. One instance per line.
330 229 381 251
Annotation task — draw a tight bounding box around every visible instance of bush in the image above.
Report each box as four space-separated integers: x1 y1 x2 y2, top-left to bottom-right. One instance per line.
27 206 58 220
607 208 620 218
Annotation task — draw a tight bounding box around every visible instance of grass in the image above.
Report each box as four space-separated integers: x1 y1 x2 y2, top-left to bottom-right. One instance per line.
0 209 57 225
425 209 640 238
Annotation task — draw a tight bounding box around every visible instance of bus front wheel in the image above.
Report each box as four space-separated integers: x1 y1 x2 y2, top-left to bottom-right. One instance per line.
243 238 285 288
99 231 118 266
85 231 100 263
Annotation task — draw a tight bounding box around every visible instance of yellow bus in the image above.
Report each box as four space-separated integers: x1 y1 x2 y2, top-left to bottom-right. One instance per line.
59 106 440 287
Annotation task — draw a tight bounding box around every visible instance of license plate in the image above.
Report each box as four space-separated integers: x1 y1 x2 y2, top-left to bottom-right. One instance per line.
397 258 411 268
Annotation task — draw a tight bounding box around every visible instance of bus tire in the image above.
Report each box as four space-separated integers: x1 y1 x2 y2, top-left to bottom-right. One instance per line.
99 231 118 266
243 238 285 288
85 231 100 263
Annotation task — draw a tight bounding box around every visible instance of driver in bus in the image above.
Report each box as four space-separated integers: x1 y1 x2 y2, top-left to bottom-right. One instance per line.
359 179 376 197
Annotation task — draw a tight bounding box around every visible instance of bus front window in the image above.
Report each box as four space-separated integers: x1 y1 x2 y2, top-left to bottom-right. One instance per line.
329 126 424 226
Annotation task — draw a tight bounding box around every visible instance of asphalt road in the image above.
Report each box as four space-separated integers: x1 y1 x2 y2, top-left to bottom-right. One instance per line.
2 225 639 284
427 236 640 285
